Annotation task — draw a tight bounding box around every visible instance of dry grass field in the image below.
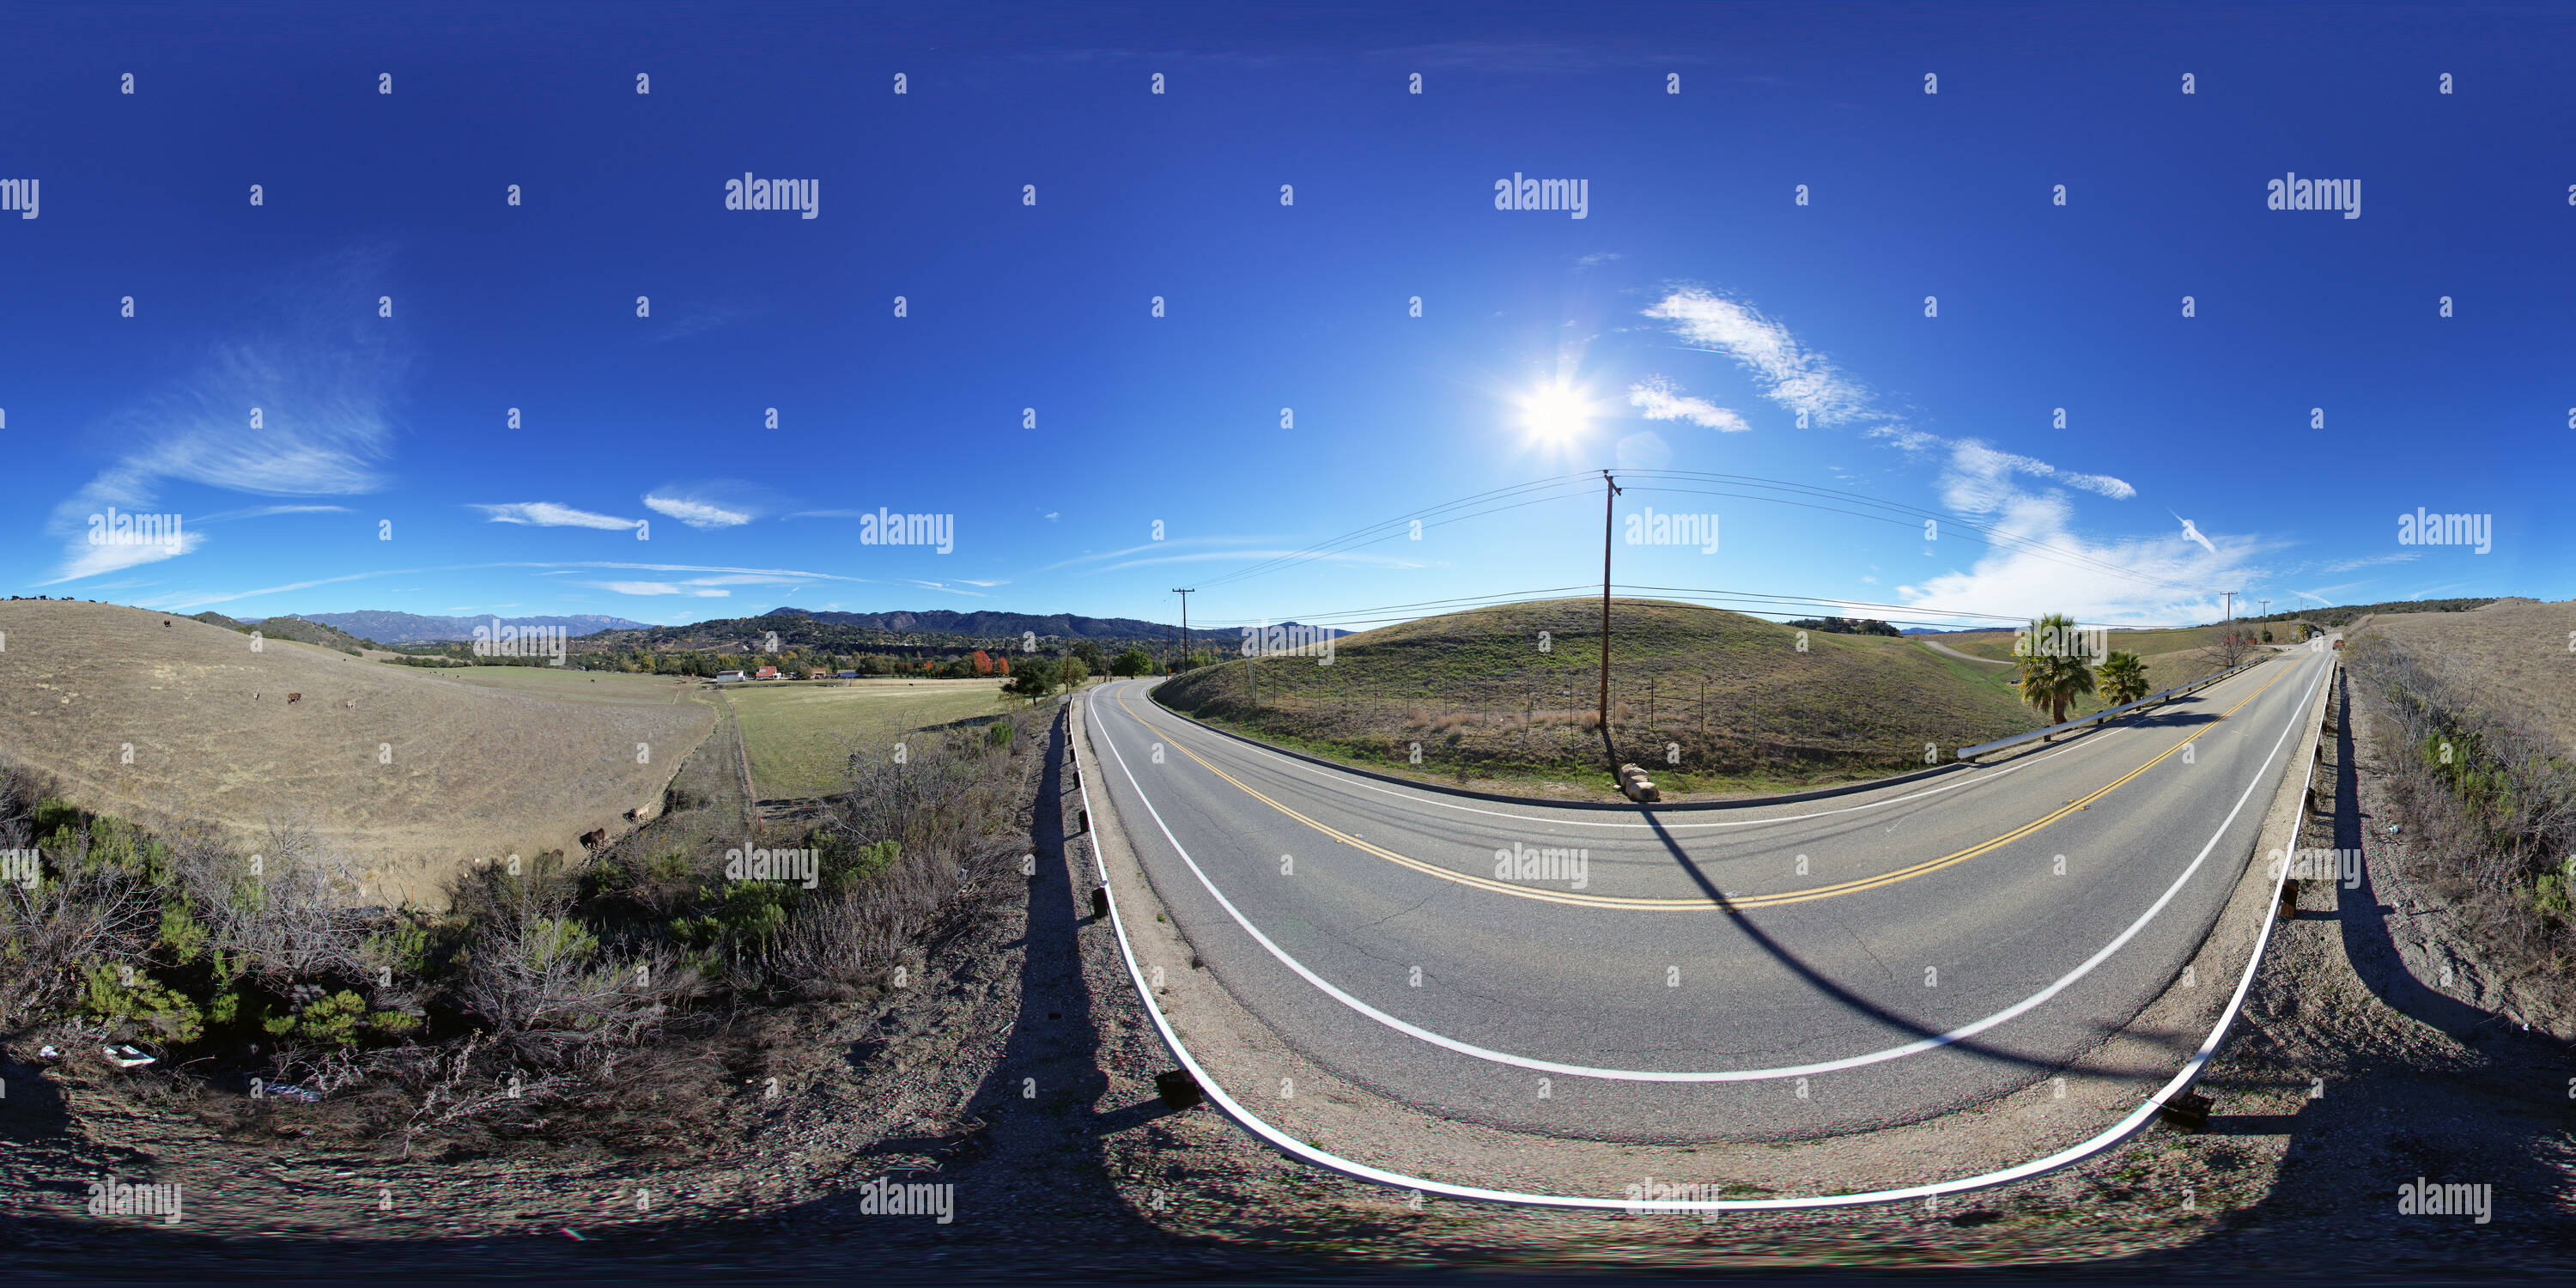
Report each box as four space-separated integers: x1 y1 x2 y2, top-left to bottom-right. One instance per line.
1923 623 2265 712
2358 598 2576 752
0 601 715 908
722 677 1014 799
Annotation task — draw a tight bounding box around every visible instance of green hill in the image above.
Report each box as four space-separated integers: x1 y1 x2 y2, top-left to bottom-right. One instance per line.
235 615 376 654
1151 598 2052 800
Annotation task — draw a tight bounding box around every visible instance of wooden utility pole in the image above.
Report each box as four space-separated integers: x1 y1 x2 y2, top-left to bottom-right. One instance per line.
1598 469 1622 770
1172 588 1194 671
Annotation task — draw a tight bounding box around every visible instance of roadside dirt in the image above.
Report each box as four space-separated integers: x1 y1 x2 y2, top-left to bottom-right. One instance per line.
4 681 2570 1279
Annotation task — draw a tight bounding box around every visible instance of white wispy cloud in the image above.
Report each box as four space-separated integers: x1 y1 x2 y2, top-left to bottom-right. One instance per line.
194 503 355 524
584 580 731 597
472 502 643 531
52 531 210 582
1638 286 2176 617
642 479 777 529
1641 287 1874 428
1626 376 1749 431
1940 440 2136 503
43 247 407 583
2319 550 2421 573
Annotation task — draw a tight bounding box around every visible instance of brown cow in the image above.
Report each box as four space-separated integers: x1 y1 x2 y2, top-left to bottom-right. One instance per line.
286 693 302 705
578 829 607 849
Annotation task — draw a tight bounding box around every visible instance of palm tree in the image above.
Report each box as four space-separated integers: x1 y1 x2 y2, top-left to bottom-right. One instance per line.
2099 650 2150 706
2014 612 2098 728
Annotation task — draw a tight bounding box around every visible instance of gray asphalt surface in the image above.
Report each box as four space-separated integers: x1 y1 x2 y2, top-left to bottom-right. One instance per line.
1081 644 2336 1144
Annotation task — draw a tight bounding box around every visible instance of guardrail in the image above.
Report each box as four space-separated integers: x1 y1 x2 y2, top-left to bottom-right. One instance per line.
1955 653 2276 762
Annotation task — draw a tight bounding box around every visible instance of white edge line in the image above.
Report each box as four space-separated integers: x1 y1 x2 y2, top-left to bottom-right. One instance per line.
1068 654 2330 1210
1088 655 2327 1082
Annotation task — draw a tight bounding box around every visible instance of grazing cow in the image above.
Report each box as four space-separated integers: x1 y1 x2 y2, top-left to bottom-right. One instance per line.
163 620 172 628
344 698 356 710
622 808 639 822
286 693 302 705
579 828 607 849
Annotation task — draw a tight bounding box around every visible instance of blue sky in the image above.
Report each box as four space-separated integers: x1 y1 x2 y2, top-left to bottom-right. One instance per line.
3 3 2565 635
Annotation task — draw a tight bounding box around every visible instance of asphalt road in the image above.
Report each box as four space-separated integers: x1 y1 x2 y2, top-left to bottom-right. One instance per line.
1081 643 2336 1144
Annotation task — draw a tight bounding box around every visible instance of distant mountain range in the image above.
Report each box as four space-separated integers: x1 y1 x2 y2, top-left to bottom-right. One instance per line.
240 605 1340 648
260 611 655 644
759 607 1192 641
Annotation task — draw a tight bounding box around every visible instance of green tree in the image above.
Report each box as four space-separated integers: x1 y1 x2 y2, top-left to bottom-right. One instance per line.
1072 639 1107 675
2098 650 2150 706
1110 647 1153 677
1058 656 1091 690
2014 612 2099 727
1005 657 1060 698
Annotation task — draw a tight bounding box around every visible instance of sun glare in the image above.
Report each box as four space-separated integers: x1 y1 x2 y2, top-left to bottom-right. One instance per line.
1517 381 1593 445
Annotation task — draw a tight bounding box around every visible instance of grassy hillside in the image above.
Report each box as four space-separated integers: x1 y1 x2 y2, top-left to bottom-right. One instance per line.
2359 599 2576 755
722 677 1014 799
236 614 376 654
1915 623 2269 707
1153 598 2050 799
0 600 717 908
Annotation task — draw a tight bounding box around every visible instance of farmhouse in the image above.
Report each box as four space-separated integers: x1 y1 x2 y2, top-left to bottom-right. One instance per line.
835 670 858 679
714 670 748 683
754 665 781 681
806 669 830 680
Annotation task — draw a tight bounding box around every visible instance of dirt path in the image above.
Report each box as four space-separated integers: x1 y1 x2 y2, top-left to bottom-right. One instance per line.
1919 636 2014 665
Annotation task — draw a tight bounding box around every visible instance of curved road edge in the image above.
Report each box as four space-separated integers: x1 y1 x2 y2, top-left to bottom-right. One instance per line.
1068 651 2339 1211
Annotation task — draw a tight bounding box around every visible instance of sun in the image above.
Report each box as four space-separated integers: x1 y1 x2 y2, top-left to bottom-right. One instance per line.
1516 380 1595 445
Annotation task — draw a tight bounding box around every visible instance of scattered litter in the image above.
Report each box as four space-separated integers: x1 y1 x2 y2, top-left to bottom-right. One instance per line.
35 1045 61 1061
102 1044 155 1069
559 1226 587 1241
2387 823 2403 835
254 1078 323 1103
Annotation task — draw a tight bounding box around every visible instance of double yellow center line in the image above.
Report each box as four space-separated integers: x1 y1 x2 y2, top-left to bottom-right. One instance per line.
1115 660 2291 912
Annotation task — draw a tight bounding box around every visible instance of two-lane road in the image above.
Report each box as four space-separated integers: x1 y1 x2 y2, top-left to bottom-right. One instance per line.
1083 644 2334 1142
